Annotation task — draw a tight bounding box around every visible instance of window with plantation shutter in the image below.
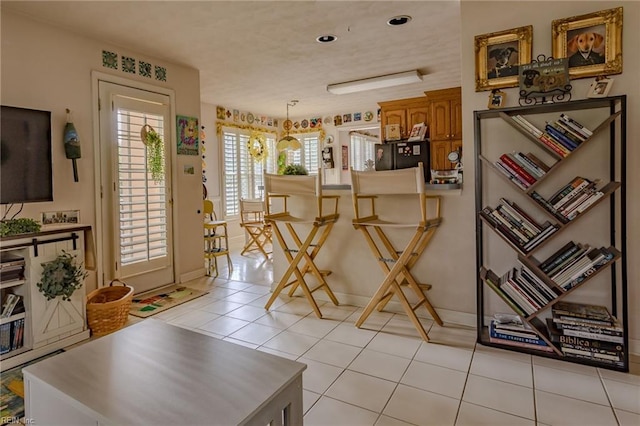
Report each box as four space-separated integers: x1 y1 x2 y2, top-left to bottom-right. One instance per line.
116 109 168 267
349 133 376 171
285 133 320 175
222 128 276 217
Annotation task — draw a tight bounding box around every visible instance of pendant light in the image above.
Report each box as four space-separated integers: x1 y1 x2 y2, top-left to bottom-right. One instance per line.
277 100 301 151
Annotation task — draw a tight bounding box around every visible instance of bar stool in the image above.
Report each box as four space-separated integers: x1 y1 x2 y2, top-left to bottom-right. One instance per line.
239 198 272 259
203 199 232 277
263 171 340 318
350 162 443 341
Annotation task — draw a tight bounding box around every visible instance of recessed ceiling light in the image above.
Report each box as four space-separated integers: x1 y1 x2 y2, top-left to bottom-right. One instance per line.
316 34 337 43
387 15 412 26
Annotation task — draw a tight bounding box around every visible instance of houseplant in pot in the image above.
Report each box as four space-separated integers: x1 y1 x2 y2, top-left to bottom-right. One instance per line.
37 251 88 301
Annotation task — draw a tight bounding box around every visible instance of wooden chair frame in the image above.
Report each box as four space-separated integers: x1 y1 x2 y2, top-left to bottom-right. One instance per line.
204 199 233 278
263 172 340 318
350 163 443 341
239 198 272 259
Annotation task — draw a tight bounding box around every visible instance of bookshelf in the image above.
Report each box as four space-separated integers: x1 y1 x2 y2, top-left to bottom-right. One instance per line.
474 96 628 371
0 226 91 370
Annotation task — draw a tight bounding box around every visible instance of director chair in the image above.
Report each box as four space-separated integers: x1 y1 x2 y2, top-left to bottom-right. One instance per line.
350 162 443 341
263 171 340 318
203 199 233 277
239 198 272 259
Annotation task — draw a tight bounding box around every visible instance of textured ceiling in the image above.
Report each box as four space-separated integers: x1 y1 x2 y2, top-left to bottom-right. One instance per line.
3 1 462 119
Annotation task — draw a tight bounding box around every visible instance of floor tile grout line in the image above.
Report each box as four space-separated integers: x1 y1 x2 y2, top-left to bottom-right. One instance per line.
597 367 623 425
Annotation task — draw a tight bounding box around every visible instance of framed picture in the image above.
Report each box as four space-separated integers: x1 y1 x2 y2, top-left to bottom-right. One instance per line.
341 145 349 170
407 123 427 141
176 115 199 156
519 57 570 98
487 90 506 109
587 77 614 98
475 25 533 92
385 124 401 141
42 210 80 225
552 7 623 79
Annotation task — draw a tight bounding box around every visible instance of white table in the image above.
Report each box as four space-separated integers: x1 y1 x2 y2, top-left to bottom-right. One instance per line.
23 319 306 425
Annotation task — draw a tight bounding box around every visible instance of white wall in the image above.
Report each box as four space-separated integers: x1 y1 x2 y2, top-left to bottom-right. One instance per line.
1 11 204 288
460 1 639 352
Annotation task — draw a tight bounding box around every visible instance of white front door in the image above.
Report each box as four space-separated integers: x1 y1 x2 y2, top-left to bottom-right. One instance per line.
98 82 174 293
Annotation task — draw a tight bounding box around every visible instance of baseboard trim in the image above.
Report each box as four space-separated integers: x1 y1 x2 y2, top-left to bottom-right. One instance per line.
180 268 207 283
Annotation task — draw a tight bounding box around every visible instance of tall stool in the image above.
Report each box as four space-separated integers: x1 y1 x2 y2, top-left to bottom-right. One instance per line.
350 162 443 341
239 198 272 259
263 172 340 318
204 199 232 277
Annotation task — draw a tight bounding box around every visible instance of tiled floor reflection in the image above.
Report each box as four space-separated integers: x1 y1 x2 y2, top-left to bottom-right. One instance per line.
133 240 640 425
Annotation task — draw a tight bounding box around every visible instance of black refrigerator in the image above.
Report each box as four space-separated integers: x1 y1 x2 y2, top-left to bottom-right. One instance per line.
375 140 430 182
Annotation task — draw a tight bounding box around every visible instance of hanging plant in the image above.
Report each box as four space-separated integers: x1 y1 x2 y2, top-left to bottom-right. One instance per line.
37 251 88 301
141 124 165 183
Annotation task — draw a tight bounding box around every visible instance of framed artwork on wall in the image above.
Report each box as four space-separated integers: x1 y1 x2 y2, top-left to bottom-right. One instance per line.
475 25 533 92
177 115 199 156
552 7 623 79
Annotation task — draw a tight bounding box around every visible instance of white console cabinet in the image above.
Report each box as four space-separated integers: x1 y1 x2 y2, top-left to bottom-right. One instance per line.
0 225 92 370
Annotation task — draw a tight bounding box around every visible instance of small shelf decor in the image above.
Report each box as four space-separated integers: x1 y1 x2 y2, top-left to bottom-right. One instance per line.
37 251 88 301
0 218 41 237
141 124 165 182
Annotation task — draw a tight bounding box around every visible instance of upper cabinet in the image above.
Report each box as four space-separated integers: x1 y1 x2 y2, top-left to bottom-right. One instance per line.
379 97 429 141
425 87 462 170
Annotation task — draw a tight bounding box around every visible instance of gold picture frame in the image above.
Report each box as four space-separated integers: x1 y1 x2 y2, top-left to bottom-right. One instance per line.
552 7 623 79
488 90 506 109
475 25 533 92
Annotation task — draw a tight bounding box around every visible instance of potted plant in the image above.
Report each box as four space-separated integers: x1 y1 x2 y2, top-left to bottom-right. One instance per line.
282 164 309 175
0 218 41 237
37 251 88 301
142 125 165 183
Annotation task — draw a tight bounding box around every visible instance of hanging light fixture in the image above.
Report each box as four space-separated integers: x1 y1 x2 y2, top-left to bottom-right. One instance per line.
277 100 301 151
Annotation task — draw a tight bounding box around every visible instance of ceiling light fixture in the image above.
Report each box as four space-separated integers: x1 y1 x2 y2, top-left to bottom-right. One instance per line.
316 34 337 43
277 100 301 151
327 70 423 95
387 15 412 26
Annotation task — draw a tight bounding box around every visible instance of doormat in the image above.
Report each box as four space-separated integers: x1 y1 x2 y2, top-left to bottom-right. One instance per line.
129 285 208 318
1 350 64 425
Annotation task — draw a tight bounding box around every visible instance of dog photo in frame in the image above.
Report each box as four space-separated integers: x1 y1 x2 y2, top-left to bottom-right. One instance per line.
475 25 533 92
552 7 623 79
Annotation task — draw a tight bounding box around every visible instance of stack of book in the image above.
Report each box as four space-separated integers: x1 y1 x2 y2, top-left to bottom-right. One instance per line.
531 176 606 223
537 241 616 290
494 151 550 190
1 293 23 318
489 313 553 352
496 265 559 316
547 301 624 368
511 113 592 158
0 316 25 354
479 198 558 253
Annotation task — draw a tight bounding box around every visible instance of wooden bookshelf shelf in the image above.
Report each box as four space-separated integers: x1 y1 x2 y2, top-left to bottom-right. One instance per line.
474 96 628 372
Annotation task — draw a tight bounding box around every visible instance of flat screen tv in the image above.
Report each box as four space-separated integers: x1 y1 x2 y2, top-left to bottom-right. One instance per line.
1 106 53 204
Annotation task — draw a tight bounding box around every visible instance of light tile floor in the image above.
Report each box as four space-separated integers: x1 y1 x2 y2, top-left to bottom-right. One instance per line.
129 243 640 426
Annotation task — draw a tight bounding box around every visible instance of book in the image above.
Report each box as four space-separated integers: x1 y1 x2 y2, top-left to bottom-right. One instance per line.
524 152 551 173
549 120 585 145
513 152 545 178
482 271 526 317
553 317 623 337
407 122 427 141
545 124 578 151
539 241 577 271
492 208 533 241
552 301 614 325
553 180 594 210
539 133 570 157
547 319 624 345
500 154 537 185
494 161 529 190
488 336 554 352
519 264 559 300
559 113 593 137
554 119 587 141
1 294 20 318
549 176 589 206
480 207 528 247
512 115 542 137
548 244 590 279
522 224 558 251
566 191 604 220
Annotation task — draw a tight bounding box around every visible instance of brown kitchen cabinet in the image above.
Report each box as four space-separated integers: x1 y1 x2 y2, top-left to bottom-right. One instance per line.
425 87 462 171
379 97 429 141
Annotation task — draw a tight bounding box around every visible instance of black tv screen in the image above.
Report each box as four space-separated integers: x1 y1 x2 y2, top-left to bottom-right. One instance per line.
1 106 53 204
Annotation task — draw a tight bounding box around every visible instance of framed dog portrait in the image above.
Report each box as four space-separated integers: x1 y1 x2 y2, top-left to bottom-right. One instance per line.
552 7 623 79
475 25 533 92
488 90 506 109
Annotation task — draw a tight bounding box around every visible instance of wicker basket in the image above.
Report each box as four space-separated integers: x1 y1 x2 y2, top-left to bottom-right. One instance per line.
86 279 134 337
